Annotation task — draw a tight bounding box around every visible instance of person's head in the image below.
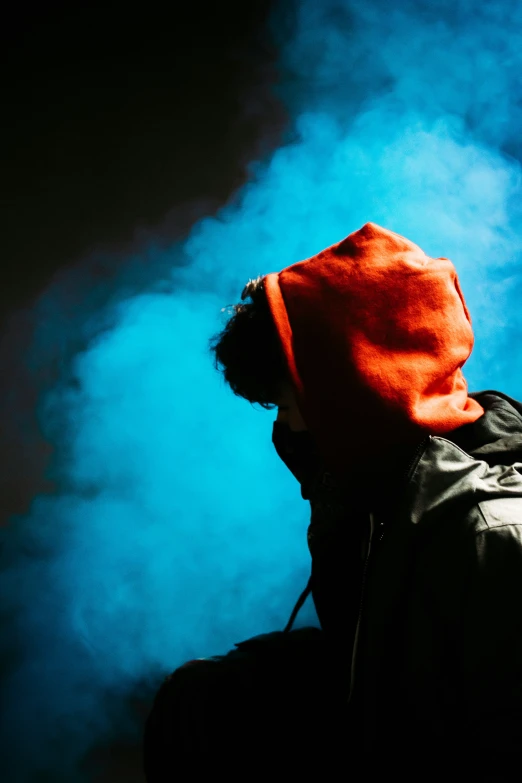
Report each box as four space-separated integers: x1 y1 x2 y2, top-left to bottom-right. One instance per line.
208 275 308 432
209 222 484 491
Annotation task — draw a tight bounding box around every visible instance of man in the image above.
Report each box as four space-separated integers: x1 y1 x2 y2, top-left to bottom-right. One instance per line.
143 222 522 780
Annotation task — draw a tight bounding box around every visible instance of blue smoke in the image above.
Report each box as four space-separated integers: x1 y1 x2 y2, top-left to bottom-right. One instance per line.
2 0 522 780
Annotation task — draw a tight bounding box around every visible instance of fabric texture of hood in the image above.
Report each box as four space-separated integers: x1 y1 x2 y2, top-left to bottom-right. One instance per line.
263 222 485 481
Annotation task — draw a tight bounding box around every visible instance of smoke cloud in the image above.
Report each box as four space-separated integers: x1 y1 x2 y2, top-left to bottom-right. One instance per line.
1 0 521 779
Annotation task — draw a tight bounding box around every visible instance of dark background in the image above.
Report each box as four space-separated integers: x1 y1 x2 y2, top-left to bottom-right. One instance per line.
2 4 289 779
1 0 286 525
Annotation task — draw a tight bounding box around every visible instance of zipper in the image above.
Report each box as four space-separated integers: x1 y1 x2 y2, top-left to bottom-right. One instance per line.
403 435 431 485
346 435 429 705
348 511 378 704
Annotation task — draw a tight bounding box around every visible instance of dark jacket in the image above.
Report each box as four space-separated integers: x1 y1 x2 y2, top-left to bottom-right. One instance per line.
262 223 521 778
309 390 522 779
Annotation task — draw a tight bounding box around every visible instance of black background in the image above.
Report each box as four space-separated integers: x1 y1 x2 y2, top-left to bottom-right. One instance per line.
1 0 286 524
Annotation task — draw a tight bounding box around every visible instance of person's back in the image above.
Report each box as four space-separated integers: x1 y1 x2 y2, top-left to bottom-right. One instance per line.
143 223 522 781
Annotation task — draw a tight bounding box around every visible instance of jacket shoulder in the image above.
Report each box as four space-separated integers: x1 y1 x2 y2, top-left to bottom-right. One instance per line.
410 436 522 531
475 496 522 533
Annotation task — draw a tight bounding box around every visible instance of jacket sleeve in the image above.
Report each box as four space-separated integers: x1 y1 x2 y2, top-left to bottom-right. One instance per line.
458 502 522 781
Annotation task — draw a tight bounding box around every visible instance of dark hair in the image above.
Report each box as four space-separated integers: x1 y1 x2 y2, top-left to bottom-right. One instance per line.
208 275 288 410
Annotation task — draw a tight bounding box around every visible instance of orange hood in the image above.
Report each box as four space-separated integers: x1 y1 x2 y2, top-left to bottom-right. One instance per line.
263 222 484 480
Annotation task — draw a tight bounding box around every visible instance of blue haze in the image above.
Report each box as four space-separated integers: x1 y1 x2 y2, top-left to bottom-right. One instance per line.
1 0 521 779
